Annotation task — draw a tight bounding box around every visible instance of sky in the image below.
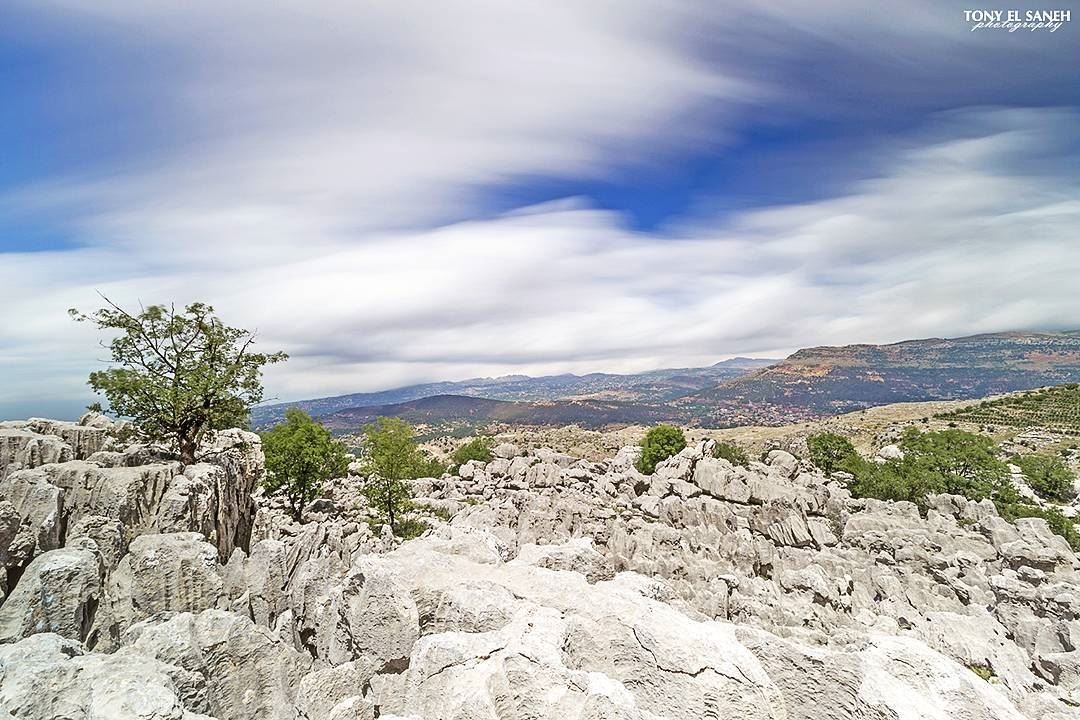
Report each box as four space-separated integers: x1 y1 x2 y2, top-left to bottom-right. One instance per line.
1 1 1079 419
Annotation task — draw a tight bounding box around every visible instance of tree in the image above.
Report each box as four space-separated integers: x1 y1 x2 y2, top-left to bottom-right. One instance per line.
712 441 749 467
636 424 686 475
897 427 1012 502
261 409 349 520
807 432 860 475
71 298 287 463
360 417 426 535
1015 454 1076 502
451 437 494 472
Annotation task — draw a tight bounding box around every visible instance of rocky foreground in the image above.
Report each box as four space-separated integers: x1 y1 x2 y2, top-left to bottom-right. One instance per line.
1 417 1079 719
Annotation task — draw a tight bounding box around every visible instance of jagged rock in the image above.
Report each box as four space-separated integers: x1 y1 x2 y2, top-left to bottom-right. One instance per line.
512 537 615 582
294 662 377 720
67 514 127 571
0 633 212 720
491 443 520 460
766 449 799 479
694 457 752 503
91 532 224 649
0 543 102 643
314 558 419 668
3 416 1080 718
223 539 289 628
0 469 64 561
0 428 72 480
125 609 315 720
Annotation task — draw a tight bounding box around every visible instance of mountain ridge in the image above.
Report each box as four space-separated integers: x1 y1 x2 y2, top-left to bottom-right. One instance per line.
255 330 1080 432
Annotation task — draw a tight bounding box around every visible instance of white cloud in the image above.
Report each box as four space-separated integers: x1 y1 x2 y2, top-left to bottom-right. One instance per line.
4 107 1079 418
1 2 1078 417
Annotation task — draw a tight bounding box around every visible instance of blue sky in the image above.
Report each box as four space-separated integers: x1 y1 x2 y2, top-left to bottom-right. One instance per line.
2 1 1079 419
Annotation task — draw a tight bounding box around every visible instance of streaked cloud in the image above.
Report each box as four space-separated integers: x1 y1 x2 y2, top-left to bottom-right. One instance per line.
1 2 1078 417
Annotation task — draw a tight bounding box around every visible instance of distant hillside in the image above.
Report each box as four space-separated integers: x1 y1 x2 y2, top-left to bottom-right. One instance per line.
254 331 1080 433
683 331 1080 426
316 394 683 432
251 357 775 427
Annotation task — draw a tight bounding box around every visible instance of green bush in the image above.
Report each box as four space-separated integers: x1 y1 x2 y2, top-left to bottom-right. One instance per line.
806 432 860 475
1015 454 1075 502
835 426 1079 550
636 425 687 475
415 453 449 479
897 427 1014 503
846 428 1016 512
712 441 750 467
451 437 494 472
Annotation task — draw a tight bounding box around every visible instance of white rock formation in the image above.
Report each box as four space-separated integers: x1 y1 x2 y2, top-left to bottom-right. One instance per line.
1 419 1079 719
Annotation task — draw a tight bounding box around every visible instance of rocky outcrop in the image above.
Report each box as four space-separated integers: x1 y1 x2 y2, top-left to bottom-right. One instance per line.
0 419 263 629
2 418 1079 719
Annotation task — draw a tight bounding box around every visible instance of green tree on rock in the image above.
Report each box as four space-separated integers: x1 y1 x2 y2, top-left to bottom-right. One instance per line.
71 298 287 463
261 408 349 520
636 424 686 475
897 427 1012 502
360 417 426 535
451 436 494 473
807 432 860 475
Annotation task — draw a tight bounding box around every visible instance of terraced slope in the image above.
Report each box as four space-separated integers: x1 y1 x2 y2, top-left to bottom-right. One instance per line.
938 383 1080 436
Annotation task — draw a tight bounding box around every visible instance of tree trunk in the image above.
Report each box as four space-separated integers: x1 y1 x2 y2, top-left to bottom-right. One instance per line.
179 435 198 465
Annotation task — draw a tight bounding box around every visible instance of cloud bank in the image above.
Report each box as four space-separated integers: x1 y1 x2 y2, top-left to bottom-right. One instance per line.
1 1 1078 418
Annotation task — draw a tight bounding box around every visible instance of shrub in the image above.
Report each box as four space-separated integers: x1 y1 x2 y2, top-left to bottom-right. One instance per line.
451 437 494 472
415 453 449 478
846 428 1016 512
897 427 1014 503
806 432 860 475
261 408 350 520
1015 454 1076 502
394 516 430 540
71 298 287 462
712 441 750 467
636 425 686 475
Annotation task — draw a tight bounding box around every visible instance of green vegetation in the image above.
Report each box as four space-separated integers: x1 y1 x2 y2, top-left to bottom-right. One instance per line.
71 299 287 463
937 384 1080 436
1015 453 1076 502
451 436 494 472
261 408 349 520
893 428 1013 502
414 501 454 522
806 432 860 475
968 664 995 682
636 424 687 475
359 417 431 536
846 428 1017 512
712 441 750 467
414 454 449 479
809 425 1080 551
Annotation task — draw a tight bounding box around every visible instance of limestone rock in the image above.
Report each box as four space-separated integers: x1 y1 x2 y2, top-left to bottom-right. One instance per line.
0 633 211 720
126 609 315 720
0 544 102 643
92 532 224 649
